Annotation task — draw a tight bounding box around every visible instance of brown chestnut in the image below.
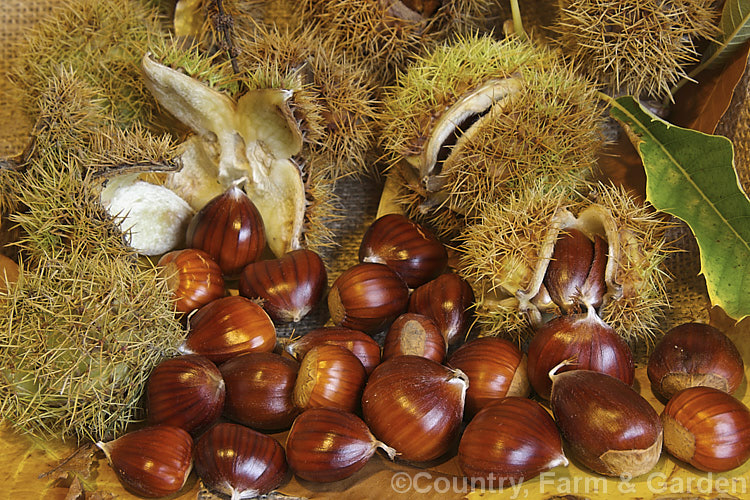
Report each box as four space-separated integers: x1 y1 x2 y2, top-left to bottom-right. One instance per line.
220 352 300 431
146 354 225 435
96 425 193 498
359 213 448 288
284 326 381 375
662 386 750 472
550 366 662 477
180 295 276 363
362 355 468 463
193 422 287 499
328 262 409 334
447 337 530 418
382 313 446 363
458 397 568 482
293 344 368 413
648 322 744 400
408 272 474 345
238 248 327 323
157 248 225 314
186 184 266 276
527 308 634 399
285 407 396 482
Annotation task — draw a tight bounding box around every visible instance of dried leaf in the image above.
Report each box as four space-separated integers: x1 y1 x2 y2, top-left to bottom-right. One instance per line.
670 41 750 133
610 96 750 321
39 443 96 482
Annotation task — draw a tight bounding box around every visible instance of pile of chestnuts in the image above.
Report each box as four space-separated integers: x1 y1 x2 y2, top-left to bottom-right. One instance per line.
95 186 749 498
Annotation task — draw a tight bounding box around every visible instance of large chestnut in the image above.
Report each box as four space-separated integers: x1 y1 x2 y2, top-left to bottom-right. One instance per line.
527 308 634 399
447 337 530 418
220 352 300 431
550 367 662 477
238 248 327 323
359 213 448 288
458 397 568 482
648 322 744 400
180 295 276 363
186 184 266 276
146 354 225 435
157 248 225 313
194 422 287 498
662 386 750 472
286 407 396 483
362 355 468 463
408 272 474 345
328 262 409 334
284 326 381 375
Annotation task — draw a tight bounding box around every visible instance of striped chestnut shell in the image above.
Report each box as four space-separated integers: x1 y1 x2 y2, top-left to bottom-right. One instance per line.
158 248 225 314
284 326 382 375
186 185 266 276
359 213 448 288
408 272 474 345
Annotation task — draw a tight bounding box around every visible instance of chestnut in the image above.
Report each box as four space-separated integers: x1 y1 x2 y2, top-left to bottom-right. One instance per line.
285 407 396 482
186 184 266 276
408 272 474 345
284 326 382 375
447 337 530 418
328 262 409 334
550 366 662 477
220 352 300 431
238 248 327 323
458 397 568 482
362 355 468 463
526 308 634 399
662 386 750 472
193 422 287 499
180 296 276 364
648 322 744 400
293 344 368 413
382 313 446 363
157 248 225 314
96 425 193 498
146 354 225 435
359 213 448 288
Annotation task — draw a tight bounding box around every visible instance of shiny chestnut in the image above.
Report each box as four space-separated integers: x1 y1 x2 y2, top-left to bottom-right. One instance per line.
382 313 446 363
408 272 474 345
180 295 276 363
328 262 409 334
293 344 368 413
239 248 327 323
157 248 225 314
186 184 266 276
648 322 744 400
284 326 381 375
359 213 448 288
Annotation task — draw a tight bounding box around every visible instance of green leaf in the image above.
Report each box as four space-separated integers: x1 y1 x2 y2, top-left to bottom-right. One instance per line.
609 96 750 321
700 0 750 71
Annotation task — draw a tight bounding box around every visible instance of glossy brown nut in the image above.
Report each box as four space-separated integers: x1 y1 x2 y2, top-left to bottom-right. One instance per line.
359 213 448 288
382 313 446 363
293 344 368 413
285 407 396 483
458 397 568 481
284 326 381 375
543 228 607 312
662 386 750 472
527 309 634 399
186 185 266 276
219 351 300 431
180 295 276 364
648 322 744 400
96 425 193 498
328 262 409 334
447 337 530 418
550 369 662 478
408 272 474 345
238 248 327 323
362 355 469 463
158 248 225 314
146 354 225 435
194 422 288 499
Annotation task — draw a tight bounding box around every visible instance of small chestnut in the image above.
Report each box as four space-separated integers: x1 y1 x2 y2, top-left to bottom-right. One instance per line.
293 344 368 413
284 326 382 375
382 313 446 363
662 386 750 472
157 248 225 314
648 322 744 400
408 272 474 345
